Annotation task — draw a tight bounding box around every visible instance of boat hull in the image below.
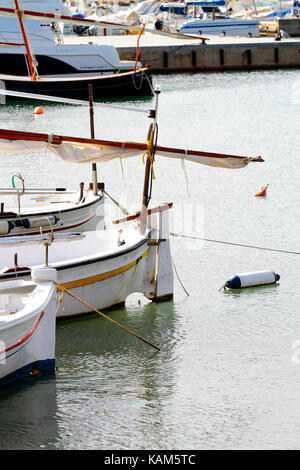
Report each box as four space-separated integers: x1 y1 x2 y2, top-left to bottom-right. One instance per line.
0 272 57 387
0 192 104 237
0 209 174 318
54 236 151 317
0 68 153 100
179 19 260 37
0 232 152 317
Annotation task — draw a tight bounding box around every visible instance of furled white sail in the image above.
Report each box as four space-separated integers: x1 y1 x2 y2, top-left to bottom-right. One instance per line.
0 130 263 169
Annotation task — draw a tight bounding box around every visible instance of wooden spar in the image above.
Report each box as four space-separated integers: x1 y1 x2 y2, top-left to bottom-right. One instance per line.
0 128 264 163
113 202 173 225
0 42 25 47
13 0 38 81
140 87 161 233
0 7 209 41
88 84 98 196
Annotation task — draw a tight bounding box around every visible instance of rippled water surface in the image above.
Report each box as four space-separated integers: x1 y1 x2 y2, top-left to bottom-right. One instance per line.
0 69 300 450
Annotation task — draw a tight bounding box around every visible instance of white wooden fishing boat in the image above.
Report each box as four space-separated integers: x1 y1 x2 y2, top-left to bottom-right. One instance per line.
0 185 104 238
0 86 164 239
0 207 173 317
0 267 57 387
0 87 264 318
0 125 263 317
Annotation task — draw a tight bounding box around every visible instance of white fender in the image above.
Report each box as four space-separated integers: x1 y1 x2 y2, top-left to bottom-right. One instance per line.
0 221 10 235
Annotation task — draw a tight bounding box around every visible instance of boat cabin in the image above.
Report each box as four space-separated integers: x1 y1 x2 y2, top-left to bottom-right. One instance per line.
0 0 70 44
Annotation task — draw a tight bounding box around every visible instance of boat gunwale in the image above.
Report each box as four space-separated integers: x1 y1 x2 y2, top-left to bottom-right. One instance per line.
0 66 151 83
0 193 103 219
0 231 151 280
0 282 54 331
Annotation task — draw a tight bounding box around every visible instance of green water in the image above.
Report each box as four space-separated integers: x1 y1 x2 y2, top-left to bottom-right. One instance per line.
0 69 300 450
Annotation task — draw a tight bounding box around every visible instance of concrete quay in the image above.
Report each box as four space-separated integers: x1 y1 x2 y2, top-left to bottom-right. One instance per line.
65 33 300 72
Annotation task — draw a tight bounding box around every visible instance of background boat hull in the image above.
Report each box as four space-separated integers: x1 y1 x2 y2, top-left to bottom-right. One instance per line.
0 69 153 100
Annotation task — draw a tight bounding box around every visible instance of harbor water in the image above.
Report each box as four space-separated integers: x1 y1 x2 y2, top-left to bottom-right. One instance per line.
0 68 300 450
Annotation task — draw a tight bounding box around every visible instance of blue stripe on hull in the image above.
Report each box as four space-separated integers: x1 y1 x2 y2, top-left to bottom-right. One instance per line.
0 359 55 387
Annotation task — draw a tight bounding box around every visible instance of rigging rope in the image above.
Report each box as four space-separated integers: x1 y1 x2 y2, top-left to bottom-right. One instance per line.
104 190 130 216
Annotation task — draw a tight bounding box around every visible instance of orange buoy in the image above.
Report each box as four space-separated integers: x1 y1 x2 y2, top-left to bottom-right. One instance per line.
33 106 44 115
254 184 269 197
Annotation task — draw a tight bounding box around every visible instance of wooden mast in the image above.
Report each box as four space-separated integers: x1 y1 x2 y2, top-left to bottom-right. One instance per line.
140 86 160 233
88 84 98 196
13 0 38 81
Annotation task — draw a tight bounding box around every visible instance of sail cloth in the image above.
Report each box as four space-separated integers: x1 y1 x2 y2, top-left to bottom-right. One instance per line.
0 129 263 169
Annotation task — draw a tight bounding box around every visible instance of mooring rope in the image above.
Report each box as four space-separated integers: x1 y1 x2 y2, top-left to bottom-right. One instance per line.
171 255 190 296
44 280 160 352
170 232 300 255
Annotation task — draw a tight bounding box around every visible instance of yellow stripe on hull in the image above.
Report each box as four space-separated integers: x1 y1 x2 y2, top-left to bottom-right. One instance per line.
60 249 149 290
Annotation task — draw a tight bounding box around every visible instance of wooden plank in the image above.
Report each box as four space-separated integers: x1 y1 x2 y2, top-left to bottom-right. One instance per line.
113 202 173 225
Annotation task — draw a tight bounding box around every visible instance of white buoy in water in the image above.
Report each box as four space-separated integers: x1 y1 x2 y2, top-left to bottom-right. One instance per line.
225 270 280 289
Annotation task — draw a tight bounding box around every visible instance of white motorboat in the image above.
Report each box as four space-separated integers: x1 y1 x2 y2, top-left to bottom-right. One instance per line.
108 0 260 37
0 266 57 387
177 1 260 37
0 0 153 99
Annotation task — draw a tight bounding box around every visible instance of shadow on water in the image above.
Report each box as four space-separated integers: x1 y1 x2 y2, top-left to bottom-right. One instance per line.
56 296 179 359
222 282 280 297
0 375 58 450
0 298 180 450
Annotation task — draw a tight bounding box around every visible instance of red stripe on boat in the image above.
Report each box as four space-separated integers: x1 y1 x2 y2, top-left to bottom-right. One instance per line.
0 311 44 354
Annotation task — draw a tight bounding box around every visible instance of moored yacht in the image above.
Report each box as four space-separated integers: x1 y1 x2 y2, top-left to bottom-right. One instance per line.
0 0 153 99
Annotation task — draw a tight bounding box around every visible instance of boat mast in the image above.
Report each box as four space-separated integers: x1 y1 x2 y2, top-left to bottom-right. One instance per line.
140 86 160 233
13 0 38 80
251 0 258 16
88 84 98 196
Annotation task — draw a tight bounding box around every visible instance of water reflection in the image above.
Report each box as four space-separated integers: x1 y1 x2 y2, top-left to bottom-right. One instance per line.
0 376 58 450
53 298 182 449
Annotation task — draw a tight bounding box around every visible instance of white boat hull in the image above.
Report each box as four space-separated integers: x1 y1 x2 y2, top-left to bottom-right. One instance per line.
0 268 57 387
179 18 260 36
0 190 104 237
0 208 174 318
55 235 151 316
0 0 153 98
